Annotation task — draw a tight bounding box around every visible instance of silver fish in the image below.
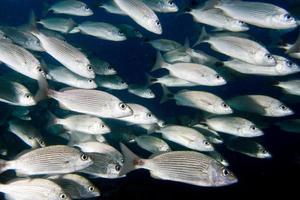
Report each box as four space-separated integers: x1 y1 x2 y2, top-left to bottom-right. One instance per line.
37 17 77 33
49 0 93 16
209 0 297 29
226 138 272 159
31 30 95 78
0 178 71 200
152 52 226 86
120 144 237 187
114 0 162 34
134 135 171 153
195 28 276 66
149 74 197 87
48 113 110 135
275 80 300 96
117 24 143 38
205 116 263 137
281 33 300 59
64 131 107 146
148 39 182 52
128 85 156 99
47 64 97 89
73 21 127 41
48 174 100 199
157 125 214 152
0 145 93 175
90 57 117 75
8 119 46 148
229 95 294 117
95 75 128 90
0 78 36 106
98 0 126 15
143 0 178 13
193 124 224 144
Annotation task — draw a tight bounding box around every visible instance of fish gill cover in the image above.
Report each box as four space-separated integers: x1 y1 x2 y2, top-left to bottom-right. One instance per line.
0 0 300 199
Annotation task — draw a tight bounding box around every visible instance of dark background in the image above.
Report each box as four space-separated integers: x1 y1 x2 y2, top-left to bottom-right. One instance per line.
1 0 300 199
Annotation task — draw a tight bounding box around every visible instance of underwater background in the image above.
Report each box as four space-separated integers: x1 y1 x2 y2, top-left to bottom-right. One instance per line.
1 0 300 199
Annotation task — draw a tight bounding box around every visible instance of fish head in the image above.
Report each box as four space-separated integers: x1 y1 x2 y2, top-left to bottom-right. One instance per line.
197 139 214 152
228 20 249 32
35 136 46 148
112 28 127 41
19 91 36 106
115 78 129 90
141 88 156 98
211 73 227 86
271 13 297 29
239 122 264 137
77 78 97 89
112 102 133 118
162 0 179 12
214 101 233 115
275 58 300 75
256 146 272 159
210 161 237 187
77 4 94 16
103 64 117 75
256 51 277 66
146 17 162 34
107 162 123 178
74 152 94 170
57 192 71 200
269 102 294 117
83 64 96 79
88 118 111 134
81 184 101 198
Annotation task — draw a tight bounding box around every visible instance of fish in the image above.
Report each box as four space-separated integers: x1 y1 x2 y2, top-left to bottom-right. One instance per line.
48 0 93 16
31 29 95 78
47 174 100 199
120 144 237 187
0 78 36 106
161 87 233 115
128 85 156 99
113 0 162 34
118 103 160 125
47 112 111 135
276 119 300 133
156 125 214 152
80 153 122 179
0 39 45 80
37 77 133 118
152 52 226 86
187 6 249 32
0 145 93 175
98 0 126 15
205 116 264 137
148 39 182 52
117 24 143 38
195 28 276 66
72 21 127 41
193 124 224 144
74 141 124 165
229 95 294 117
133 135 171 153
95 75 128 90
226 138 272 159
0 178 71 200
37 17 77 34
207 0 297 29
275 80 300 96
280 33 300 59
163 48 193 63
149 74 197 87
47 64 97 89
89 57 117 75
8 119 46 148
206 151 229 167
63 131 107 146
143 0 178 13
223 56 300 76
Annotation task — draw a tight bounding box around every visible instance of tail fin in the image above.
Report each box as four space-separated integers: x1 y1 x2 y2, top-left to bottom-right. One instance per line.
151 52 168 72
46 111 60 127
160 85 173 104
183 37 191 49
35 74 49 102
145 73 158 86
119 143 141 177
21 10 37 30
0 159 9 174
193 27 209 47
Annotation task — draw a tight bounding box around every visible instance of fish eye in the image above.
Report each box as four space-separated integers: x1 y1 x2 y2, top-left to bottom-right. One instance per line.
88 186 95 191
24 93 31 98
36 67 43 72
250 125 256 131
28 136 33 140
203 140 210 146
215 74 221 79
237 20 245 24
146 113 152 118
88 79 93 83
118 31 124 36
283 14 292 21
222 168 229 176
168 0 174 6
81 153 89 161
40 141 45 146
265 53 273 60
261 149 267 154
101 124 105 128
285 60 293 67
60 193 67 199
119 103 127 110
87 64 93 71
155 20 160 26
221 102 228 108
115 164 121 171
280 104 287 110
121 81 126 84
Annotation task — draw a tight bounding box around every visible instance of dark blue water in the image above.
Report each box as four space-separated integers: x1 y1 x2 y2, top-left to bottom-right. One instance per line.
1 0 300 199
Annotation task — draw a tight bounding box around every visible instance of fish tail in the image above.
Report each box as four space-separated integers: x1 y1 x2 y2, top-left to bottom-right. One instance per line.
46 111 60 127
0 159 11 174
151 51 168 72
202 0 221 10
119 143 143 177
160 84 173 104
193 27 209 47
145 73 157 86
